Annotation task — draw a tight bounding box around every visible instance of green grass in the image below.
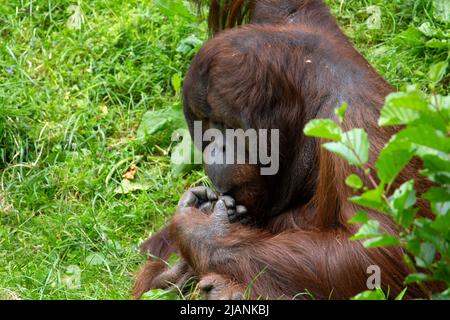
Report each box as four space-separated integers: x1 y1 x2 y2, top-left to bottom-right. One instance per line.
0 0 448 299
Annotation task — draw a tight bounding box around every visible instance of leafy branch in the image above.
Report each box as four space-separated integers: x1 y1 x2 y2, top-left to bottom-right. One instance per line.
304 61 450 299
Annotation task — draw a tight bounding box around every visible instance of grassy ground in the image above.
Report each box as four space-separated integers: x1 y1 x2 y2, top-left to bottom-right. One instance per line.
0 0 448 299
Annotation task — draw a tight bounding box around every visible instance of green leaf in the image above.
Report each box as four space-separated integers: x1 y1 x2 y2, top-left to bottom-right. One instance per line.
398 208 418 229
345 174 363 189
154 0 196 21
426 39 450 49
350 220 381 240
389 180 417 228
114 179 152 194
342 129 369 165
418 22 438 37
170 128 201 176
404 273 430 284
433 0 450 23
431 209 450 232
413 218 447 254
348 210 369 224
390 180 416 211
379 105 420 126
394 27 424 47
403 253 416 270
323 142 359 165
176 34 203 55
397 125 450 154
433 261 450 284
428 61 448 85
375 135 414 184
141 289 179 300
363 234 400 248
415 242 436 268
303 119 342 141
334 102 348 123
171 73 182 94
395 288 408 300
405 234 421 256
351 288 386 300
136 105 186 139
85 253 108 267
424 187 450 219
434 94 450 111
378 90 429 126
421 153 450 185
350 185 386 212
324 128 369 166
423 187 450 203
432 288 450 300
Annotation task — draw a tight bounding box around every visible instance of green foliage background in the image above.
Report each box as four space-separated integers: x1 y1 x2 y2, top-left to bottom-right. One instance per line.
0 0 448 299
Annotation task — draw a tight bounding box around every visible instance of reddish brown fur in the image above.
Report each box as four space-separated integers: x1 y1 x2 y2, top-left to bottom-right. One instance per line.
133 260 167 298
138 227 175 261
134 0 441 299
